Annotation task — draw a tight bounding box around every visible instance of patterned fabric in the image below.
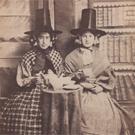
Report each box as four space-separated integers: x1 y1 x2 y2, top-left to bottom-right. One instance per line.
22 49 37 73
49 48 63 73
1 87 42 135
0 47 64 135
22 48 63 75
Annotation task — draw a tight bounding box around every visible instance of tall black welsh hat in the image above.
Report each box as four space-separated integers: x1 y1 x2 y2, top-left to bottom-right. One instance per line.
25 8 62 36
71 8 106 37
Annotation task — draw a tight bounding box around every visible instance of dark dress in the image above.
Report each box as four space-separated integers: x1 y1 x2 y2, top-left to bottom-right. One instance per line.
0 47 64 135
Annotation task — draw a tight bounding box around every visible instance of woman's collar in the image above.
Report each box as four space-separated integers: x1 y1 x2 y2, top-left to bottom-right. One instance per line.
78 46 93 53
35 46 53 54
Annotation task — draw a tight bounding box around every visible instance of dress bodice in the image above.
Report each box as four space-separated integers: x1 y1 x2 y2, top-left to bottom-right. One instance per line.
80 48 94 66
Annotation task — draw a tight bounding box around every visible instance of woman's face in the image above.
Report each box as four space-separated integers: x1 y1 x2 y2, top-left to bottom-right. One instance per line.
80 31 95 48
38 32 52 49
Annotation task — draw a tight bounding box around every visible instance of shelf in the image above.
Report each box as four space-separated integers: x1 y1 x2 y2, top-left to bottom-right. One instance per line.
94 1 135 7
118 100 135 105
112 63 135 71
98 27 135 34
0 15 30 17
98 26 135 29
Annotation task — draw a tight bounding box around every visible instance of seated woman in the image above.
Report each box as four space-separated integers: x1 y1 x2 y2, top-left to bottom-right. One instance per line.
0 25 64 134
65 8 133 135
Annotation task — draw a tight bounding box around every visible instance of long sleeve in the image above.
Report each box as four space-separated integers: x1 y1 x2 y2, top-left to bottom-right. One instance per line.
95 66 116 91
65 48 116 94
16 49 37 87
73 66 116 94
64 58 75 74
64 49 81 74
65 61 116 94
16 62 32 87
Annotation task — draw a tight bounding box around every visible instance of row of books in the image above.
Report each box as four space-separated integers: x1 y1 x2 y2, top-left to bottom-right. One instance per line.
94 5 135 27
93 1 135 7
110 74 135 101
100 34 135 63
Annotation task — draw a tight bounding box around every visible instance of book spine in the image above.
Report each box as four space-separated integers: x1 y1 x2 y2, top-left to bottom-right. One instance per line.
108 35 114 63
119 6 124 26
112 35 115 63
114 36 120 63
103 7 108 27
124 35 128 63
130 36 133 63
103 36 108 55
115 6 120 26
120 35 126 63
119 75 127 100
124 75 135 100
96 7 104 27
130 74 135 90
106 35 110 60
112 7 115 26
99 35 108 53
95 7 99 27
102 7 105 27
126 35 132 63
112 6 118 26
124 6 135 26
118 36 121 63
115 76 121 100
131 36 135 63
108 6 112 27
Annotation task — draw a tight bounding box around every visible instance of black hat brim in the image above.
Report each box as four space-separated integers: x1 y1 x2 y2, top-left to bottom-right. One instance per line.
24 30 62 36
71 28 106 37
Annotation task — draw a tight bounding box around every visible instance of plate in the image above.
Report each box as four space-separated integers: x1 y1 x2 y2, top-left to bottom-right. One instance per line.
63 84 80 90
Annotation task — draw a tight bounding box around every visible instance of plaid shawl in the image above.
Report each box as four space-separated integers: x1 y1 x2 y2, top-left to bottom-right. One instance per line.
21 47 63 75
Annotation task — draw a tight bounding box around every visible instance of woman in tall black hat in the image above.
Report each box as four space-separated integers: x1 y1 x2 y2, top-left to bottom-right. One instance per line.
65 8 133 135
0 22 65 134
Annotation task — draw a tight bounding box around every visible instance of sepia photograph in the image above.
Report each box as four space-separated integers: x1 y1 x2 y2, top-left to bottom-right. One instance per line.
0 0 135 135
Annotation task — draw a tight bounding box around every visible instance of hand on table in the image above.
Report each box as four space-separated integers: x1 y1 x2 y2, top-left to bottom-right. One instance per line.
28 72 45 85
22 76 43 87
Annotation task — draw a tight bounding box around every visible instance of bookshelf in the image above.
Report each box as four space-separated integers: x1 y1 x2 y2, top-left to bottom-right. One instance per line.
93 1 135 114
94 1 135 27
100 34 135 64
94 1 135 66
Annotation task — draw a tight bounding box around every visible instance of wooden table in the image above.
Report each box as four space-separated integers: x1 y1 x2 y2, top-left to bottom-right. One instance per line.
41 87 82 135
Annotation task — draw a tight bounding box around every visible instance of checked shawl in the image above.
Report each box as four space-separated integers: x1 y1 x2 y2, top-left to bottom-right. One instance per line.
21 47 63 75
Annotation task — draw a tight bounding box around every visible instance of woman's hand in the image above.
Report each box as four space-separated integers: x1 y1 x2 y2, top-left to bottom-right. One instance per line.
82 68 95 79
31 72 45 85
30 76 41 84
22 77 33 86
80 82 103 94
23 76 41 86
72 70 87 83
90 85 103 94
23 72 44 87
